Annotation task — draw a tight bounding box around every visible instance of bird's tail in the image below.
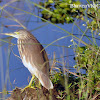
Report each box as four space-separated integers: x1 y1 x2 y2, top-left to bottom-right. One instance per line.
35 70 53 90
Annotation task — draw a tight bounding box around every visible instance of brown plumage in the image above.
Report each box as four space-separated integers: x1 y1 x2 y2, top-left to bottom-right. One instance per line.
4 29 53 89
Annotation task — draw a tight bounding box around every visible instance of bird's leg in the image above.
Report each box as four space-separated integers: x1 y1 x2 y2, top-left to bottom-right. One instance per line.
36 80 41 89
28 75 35 87
38 81 41 89
21 75 35 92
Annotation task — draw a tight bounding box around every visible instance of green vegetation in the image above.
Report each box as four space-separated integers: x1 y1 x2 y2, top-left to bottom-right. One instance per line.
39 0 100 99
40 0 83 24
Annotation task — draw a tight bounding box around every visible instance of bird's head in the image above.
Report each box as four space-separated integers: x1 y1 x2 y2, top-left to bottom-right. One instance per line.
2 29 30 39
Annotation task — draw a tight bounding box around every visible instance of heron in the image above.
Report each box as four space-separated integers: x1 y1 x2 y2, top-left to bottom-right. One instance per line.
2 29 53 90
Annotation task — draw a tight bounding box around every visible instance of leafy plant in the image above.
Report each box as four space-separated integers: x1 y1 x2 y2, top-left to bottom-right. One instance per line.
39 0 83 24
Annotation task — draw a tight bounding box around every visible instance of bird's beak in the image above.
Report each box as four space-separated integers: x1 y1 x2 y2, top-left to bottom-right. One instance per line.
2 33 14 36
1 32 19 38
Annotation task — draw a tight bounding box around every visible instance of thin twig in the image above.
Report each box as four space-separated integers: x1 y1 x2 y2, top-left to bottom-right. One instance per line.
90 93 100 100
64 68 91 81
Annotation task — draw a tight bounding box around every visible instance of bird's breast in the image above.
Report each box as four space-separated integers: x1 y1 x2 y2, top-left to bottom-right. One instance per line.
22 56 38 76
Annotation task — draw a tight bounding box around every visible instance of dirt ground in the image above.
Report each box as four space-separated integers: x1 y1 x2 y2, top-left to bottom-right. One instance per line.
6 85 60 100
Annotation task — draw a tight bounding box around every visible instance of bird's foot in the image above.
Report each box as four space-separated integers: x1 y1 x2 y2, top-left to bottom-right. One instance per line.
36 84 41 89
21 85 36 93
